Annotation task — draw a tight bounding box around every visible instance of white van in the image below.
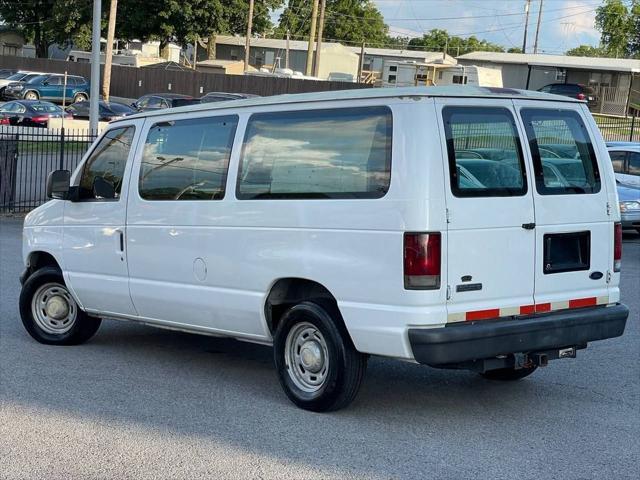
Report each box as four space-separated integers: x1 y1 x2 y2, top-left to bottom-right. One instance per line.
20 86 629 411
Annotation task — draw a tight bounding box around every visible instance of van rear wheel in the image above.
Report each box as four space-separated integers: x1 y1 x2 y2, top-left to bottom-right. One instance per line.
273 301 367 412
19 266 101 345
480 365 537 381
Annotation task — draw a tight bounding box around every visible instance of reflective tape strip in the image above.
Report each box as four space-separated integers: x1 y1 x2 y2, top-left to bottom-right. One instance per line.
447 295 608 322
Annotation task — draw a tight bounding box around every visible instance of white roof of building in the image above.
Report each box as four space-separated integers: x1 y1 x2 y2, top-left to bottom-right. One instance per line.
119 86 580 122
347 45 455 62
457 51 640 73
216 35 344 52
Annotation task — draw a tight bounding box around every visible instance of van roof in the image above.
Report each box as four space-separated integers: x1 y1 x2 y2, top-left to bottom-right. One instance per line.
116 86 582 123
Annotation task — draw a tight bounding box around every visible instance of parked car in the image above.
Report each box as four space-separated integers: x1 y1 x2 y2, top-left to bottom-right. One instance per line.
0 100 69 127
538 83 597 107
0 68 17 79
66 100 136 122
132 93 199 112
3 74 90 103
0 71 44 99
199 92 259 103
23 86 629 412
616 181 640 233
607 141 640 187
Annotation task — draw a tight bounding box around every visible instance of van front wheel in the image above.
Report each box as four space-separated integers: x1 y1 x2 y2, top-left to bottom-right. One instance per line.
19 267 101 345
273 301 367 412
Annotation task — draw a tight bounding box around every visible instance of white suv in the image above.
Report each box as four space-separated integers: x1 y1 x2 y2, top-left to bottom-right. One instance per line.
20 87 629 411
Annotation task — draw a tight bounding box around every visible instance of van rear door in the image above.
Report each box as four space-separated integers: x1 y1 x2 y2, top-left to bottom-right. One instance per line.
436 99 536 322
514 101 611 312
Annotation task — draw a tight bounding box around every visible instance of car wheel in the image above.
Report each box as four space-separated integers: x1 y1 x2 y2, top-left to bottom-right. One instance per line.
24 91 39 100
273 300 367 412
19 266 101 345
480 365 537 381
73 93 88 103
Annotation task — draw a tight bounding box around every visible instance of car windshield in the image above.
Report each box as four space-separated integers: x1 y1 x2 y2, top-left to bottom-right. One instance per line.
31 104 62 113
6 72 27 81
106 103 134 114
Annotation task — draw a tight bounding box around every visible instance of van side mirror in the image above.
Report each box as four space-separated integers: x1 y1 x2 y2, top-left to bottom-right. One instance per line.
93 176 116 199
46 170 70 199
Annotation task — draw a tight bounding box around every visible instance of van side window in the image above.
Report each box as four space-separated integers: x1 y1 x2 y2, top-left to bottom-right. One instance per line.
628 152 640 176
78 126 135 200
237 107 392 199
139 115 238 201
521 109 600 195
442 106 527 197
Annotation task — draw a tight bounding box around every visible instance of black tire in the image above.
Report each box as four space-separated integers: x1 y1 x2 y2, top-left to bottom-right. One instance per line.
19 266 101 345
480 365 538 381
273 301 367 412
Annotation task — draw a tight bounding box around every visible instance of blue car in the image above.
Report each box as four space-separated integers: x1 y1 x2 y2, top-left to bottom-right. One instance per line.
617 181 640 233
3 73 90 104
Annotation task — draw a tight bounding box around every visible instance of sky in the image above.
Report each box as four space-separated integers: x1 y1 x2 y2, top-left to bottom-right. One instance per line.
372 0 603 53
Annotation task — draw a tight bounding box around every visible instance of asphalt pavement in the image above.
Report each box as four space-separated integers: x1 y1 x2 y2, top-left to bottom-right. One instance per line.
1 216 638 479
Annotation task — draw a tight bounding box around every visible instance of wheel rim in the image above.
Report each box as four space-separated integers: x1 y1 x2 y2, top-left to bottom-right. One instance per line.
284 322 330 393
25 92 37 100
75 94 87 102
31 282 77 335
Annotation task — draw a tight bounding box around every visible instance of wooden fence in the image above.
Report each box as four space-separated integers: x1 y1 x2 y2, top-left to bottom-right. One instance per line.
0 55 368 99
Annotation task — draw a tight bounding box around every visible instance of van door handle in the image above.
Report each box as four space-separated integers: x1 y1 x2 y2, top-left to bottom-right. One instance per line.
115 229 124 252
522 222 536 230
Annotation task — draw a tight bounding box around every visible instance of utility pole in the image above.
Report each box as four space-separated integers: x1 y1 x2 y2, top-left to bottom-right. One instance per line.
244 0 254 72
285 30 290 69
89 0 101 132
102 0 117 101
533 0 544 54
357 42 365 83
193 36 198 70
313 0 326 77
306 0 320 76
522 0 531 54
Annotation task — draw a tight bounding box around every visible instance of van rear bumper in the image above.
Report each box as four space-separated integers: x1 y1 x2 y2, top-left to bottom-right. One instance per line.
408 304 628 367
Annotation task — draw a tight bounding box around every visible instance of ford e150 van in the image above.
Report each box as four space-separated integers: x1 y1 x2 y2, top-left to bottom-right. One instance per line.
20 86 629 411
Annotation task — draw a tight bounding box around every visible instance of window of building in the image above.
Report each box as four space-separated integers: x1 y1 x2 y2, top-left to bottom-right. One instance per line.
237 107 393 199
452 75 468 85
521 109 600 195
442 107 527 197
555 68 567 82
388 75 397 84
389 65 397 72
139 115 238 201
79 126 136 200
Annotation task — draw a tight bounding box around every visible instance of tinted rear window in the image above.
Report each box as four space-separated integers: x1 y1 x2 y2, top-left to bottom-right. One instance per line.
442 106 527 197
237 107 392 199
521 109 600 194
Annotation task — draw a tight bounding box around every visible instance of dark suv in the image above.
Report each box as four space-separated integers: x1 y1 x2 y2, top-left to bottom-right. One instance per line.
3 74 90 103
538 83 597 107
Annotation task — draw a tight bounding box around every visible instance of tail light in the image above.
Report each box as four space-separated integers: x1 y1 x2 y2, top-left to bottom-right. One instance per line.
31 115 49 124
613 222 622 272
577 93 586 100
404 232 441 290
0 117 8 125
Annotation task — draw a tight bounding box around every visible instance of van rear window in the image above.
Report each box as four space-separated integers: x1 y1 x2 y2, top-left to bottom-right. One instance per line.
520 109 600 195
236 107 392 199
442 107 527 197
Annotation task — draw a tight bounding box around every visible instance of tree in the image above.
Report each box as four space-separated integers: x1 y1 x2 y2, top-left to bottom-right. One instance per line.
407 29 505 56
0 0 93 57
629 0 640 58
565 45 605 57
276 0 388 47
507 47 523 54
595 0 635 58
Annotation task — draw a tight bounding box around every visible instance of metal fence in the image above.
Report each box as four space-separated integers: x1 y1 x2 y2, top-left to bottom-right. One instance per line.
593 114 639 142
0 126 97 213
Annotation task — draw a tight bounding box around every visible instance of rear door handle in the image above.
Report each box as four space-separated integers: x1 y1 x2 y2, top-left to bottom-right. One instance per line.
522 222 536 230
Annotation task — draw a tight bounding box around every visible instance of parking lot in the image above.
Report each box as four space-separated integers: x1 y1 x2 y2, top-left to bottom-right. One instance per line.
0 216 638 479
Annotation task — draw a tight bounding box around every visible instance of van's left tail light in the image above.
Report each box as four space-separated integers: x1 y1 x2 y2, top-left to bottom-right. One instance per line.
404 232 441 290
614 222 622 272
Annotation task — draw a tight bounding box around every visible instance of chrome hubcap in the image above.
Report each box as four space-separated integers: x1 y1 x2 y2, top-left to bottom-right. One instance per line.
31 283 77 335
285 322 329 393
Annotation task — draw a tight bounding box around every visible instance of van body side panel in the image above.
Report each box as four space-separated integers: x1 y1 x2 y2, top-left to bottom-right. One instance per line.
513 101 612 310
124 100 447 359
435 98 536 323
